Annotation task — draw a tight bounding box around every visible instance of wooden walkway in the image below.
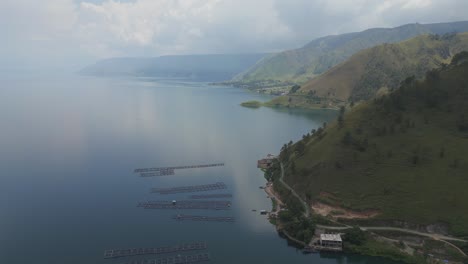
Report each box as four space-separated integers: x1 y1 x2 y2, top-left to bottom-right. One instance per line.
124 253 210 264
173 214 235 222
139 200 231 210
151 182 227 195
134 163 224 174
189 194 232 199
104 242 206 259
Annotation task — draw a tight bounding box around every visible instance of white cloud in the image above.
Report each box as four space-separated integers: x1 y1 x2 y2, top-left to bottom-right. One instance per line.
0 0 467 71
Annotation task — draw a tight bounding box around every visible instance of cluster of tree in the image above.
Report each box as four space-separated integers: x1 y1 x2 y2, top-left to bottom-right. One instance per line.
275 182 314 243
343 227 368 246
222 79 296 89
279 212 316 243
341 131 369 152
280 122 329 162
289 85 301 94
264 159 280 182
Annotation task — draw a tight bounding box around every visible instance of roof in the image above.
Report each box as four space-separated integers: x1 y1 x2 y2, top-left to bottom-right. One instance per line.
320 234 342 242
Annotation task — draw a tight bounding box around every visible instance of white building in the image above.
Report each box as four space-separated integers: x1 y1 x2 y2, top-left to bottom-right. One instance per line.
320 234 343 249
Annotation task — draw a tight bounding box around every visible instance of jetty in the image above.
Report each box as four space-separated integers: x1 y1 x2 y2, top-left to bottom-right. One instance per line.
151 182 227 195
189 194 232 199
173 214 235 222
140 169 175 177
124 253 210 264
139 200 231 210
134 163 224 174
104 242 207 259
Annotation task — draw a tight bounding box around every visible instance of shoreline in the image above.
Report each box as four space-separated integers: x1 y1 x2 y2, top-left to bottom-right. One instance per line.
259 164 468 263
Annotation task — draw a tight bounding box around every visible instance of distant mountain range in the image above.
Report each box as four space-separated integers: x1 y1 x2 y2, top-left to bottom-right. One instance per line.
233 21 468 87
80 54 267 82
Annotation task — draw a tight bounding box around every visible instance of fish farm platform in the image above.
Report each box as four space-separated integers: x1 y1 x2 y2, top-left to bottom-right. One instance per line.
104 242 206 259
189 194 232 199
124 253 210 264
139 200 231 210
151 182 227 195
134 163 224 174
173 214 235 222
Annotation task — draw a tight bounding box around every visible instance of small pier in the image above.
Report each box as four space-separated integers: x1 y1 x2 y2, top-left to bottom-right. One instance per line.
189 194 232 199
151 182 227 195
140 169 175 177
103 242 207 259
173 214 235 222
124 253 210 264
139 200 231 210
134 163 224 174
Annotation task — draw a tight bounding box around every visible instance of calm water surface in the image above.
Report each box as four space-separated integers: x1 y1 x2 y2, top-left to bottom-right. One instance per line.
0 75 399 264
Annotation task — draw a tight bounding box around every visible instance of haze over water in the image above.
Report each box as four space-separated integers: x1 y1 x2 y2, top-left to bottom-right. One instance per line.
0 75 397 264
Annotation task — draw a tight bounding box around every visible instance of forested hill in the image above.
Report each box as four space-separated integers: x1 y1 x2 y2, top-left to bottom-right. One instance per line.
80 53 267 82
233 21 468 87
279 52 468 236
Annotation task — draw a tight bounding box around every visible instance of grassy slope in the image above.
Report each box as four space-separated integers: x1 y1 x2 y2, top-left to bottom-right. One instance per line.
235 21 468 86
300 33 468 101
267 33 468 108
282 57 468 236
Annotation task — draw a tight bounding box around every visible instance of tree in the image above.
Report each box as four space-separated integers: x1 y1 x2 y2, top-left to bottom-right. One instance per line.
342 131 353 145
338 106 346 128
338 115 344 128
296 141 306 155
289 85 301 94
451 51 468 66
439 147 445 158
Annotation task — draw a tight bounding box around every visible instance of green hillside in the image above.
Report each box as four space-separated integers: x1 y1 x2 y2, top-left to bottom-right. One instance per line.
232 21 468 88
302 33 468 101
279 53 468 236
266 33 468 109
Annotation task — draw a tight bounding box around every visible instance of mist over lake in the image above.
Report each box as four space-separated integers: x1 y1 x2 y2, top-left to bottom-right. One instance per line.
0 74 401 264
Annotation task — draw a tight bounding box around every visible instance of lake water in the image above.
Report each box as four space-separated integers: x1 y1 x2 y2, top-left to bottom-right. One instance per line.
0 75 398 264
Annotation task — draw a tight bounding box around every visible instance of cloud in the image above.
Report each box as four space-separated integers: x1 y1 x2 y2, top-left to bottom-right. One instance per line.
0 0 467 71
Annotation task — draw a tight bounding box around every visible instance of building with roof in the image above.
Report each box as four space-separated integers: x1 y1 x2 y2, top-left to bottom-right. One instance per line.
257 154 277 169
319 234 342 250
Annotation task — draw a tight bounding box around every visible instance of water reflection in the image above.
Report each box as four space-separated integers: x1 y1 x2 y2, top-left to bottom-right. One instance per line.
0 75 398 264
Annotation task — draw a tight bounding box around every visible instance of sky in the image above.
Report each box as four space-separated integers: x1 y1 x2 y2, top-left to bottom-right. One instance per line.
1 0 468 71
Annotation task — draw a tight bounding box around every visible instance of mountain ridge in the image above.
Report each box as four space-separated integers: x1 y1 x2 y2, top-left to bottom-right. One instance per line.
80 53 267 82
233 21 468 87
263 32 468 109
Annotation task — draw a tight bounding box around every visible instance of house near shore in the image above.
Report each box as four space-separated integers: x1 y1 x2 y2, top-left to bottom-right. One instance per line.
257 154 277 169
320 234 343 250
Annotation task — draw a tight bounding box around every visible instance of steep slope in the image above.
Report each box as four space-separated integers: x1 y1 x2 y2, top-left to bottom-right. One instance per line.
80 53 267 82
300 33 468 102
279 53 468 236
234 21 468 87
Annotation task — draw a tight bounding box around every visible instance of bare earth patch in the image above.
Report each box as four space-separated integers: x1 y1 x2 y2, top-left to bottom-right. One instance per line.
311 201 380 219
